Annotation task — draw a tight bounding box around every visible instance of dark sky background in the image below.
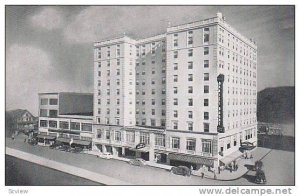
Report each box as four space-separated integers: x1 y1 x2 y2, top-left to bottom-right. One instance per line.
5 6 295 115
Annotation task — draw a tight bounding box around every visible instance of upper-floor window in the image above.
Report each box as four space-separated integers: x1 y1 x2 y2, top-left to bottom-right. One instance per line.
186 138 196 151
204 27 210 43
49 98 58 105
188 49 193 57
41 98 48 105
174 51 178 58
204 47 209 55
172 137 180 149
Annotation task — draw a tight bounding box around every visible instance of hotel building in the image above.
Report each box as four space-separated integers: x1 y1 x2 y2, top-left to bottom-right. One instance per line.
38 12 257 169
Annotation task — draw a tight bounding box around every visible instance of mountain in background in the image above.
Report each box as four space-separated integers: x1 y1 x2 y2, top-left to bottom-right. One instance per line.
257 86 295 123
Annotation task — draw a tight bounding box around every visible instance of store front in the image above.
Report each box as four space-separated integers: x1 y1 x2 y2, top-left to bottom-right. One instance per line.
36 134 56 146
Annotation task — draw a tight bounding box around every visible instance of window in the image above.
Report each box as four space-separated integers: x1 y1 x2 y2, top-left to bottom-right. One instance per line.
172 137 180 149
204 85 209 93
142 119 146 125
188 98 193 106
188 49 193 57
49 99 58 105
204 28 210 43
204 123 209 132
174 51 178 58
173 63 178 70
188 36 193 45
173 98 178 105
204 60 209 68
151 119 156 126
173 87 178 94
105 118 110 124
117 58 120 65
162 99 166 105
117 69 120 75
40 120 48 127
97 129 102 138
49 110 57 117
161 119 166 127
202 139 211 153
40 109 47 117
204 47 209 55
173 75 178 82
186 139 196 151
188 122 193 131
188 61 193 69
152 109 155 115
188 74 193 81
162 110 166 116
155 134 165 147
82 123 92 132
173 121 178 129
227 140 231 149
140 132 150 145
115 131 122 141
106 130 110 140
173 39 178 47
204 99 209 106
173 110 178 118
188 86 193 93
59 121 69 129
49 120 57 128
151 99 155 105
188 111 193 118
71 122 80 130
41 98 48 105
204 73 209 81
204 112 209 120
126 131 135 143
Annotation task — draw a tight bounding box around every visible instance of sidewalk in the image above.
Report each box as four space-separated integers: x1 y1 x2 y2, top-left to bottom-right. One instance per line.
197 147 272 181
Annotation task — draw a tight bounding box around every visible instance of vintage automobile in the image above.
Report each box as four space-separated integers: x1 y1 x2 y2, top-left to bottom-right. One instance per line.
255 169 267 184
239 142 256 152
28 138 38 146
70 147 83 154
170 166 191 176
49 143 63 149
128 158 147 166
98 152 113 159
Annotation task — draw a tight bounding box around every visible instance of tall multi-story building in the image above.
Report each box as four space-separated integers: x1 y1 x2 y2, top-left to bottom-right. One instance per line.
91 12 257 169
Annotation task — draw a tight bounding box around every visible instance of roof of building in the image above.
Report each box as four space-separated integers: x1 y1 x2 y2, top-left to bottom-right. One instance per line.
38 92 93 96
6 109 36 120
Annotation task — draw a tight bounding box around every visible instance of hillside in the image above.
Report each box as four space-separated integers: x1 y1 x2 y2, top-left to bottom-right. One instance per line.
257 86 295 123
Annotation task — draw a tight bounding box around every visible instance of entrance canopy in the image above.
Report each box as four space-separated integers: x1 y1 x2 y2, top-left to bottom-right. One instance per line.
168 153 215 167
36 134 56 140
220 150 242 165
72 139 91 146
56 137 71 144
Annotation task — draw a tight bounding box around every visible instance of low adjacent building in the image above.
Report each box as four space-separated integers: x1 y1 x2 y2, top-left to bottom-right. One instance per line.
38 92 93 147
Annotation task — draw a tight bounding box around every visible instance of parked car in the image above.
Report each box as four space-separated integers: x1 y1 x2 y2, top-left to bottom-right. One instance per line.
70 147 83 153
58 145 71 151
255 169 267 184
98 152 113 159
170 166 191 176
28 138 38 146
239 142 256 152
49 143 62 149
128 158 147 166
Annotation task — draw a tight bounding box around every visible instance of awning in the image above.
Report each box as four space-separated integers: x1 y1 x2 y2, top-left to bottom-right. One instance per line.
129 147 150 152
72 139 91 146
168 153 215 167
220 150 243 165
56 137 71 143
36 134 56 140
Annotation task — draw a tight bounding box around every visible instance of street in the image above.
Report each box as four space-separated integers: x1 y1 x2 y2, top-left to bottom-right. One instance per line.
5 135 294 185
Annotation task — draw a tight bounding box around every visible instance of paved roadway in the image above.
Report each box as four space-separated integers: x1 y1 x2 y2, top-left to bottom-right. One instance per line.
5 135 294 185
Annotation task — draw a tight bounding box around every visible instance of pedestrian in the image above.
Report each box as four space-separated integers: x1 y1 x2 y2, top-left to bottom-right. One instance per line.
250 153 253 159
213 171 217 180
245 151 248 159
218 166 221 174
236 164 239 171
230 165 232 173
201 172 204 179
24 138 27 143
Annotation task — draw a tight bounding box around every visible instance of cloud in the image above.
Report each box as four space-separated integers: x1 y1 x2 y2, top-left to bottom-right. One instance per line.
29 7 64 30
63 6 211 44
6 44 72 115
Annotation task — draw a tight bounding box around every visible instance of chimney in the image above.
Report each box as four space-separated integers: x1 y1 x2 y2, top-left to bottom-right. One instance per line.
216 12 223 19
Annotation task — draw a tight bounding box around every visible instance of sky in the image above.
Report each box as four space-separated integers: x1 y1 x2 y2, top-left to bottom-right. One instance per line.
5 6 295 116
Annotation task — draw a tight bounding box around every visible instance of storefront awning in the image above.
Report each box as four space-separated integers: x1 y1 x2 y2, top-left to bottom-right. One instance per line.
129 147 150 152
56 137 71 143
220 150 242 165
72 139 91 146
168 153 215 167
36 134 56 140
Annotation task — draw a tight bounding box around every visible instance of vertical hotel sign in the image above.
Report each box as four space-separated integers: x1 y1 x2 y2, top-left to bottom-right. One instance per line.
217 74 224 133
